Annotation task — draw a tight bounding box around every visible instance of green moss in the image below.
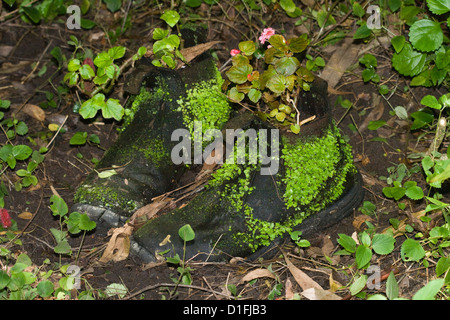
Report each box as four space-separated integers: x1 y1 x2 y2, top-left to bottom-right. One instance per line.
132 137 169 166
73 184 139 213
206 125 356 252
121 78 171 132
176 68 230 144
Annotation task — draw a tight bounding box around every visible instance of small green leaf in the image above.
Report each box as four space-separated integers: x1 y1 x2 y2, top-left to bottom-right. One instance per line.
274 56 300 76
337 233 357 253
178 224 195 242
37 280 54 298
79 64 95 80
392 43 426 77
288 34 309 53
427 0 450 15
367 120 386 130
420 95 441 109
67 59 81 72
22 5 41 23
352 2 365 18
12 145 32 160
405 185 424 200
401 238 425 262
412 279 444 300
386 272 399 300
238 41 256 56
54 239 71 255
79 213 96 231
153 28 169 40
160 10 180 28
70 132 88 145
103 0 121 12
97 169 117 179
50 195 68 217
94 52 113 69
268 34 289 52
102 98 124 121
409 19 443 52
391 36 406 53
350 275 367 295
356 245 372 269
372 234 395 255
353 23 372 40
226 64 253 84
108 46 126 60
248 88 261 103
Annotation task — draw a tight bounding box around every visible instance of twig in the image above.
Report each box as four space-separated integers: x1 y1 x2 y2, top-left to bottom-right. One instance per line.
21 40 53 84
45 115 69 149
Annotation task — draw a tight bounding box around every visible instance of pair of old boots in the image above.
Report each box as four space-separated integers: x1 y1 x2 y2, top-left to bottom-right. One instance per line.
72 31 364 262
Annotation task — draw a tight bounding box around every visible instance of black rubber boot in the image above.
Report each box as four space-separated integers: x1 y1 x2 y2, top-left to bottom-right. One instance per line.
130 78 364 262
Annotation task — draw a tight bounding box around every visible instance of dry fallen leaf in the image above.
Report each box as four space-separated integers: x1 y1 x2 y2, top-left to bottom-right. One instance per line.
240 268 276 284
320 37 359 89
301 287 342 300
99 225 133 263
285 278 295 300
21 104 46 122
0 61 31 74
18 211 33 220
283 251 323 291
177 41 223 68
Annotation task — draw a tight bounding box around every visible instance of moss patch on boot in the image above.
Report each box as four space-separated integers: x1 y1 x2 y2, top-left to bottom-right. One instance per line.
176 69 230 144
206 125 356 252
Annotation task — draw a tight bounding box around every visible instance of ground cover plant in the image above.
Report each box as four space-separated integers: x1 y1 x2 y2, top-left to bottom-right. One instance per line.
0 0 449 300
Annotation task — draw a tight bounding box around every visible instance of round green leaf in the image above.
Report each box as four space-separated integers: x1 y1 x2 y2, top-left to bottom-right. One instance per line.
409 19 443 52
67 59 81 72
427 0 450 15
102 98 124 121
79 213 96 231
160 10 180 28
266 73 287 93
94 52 113 68
178 224 195 242
153 28 169 40
238 41 256 56
372 233 395 255
401 238 425 262
37 280 54 297
70 131 87 145
268 35 289 52
288 34 309 53
391 35 406 53
248 88 261 103
274 56 300 76
405 185 424 200
225 64 253 84
108 46 126 60
12 145 32 160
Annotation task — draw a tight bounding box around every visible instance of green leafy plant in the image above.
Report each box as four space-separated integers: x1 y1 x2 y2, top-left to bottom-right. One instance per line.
151 10 186 69
49 195 96 260
160 224 196 295
391 0 450 87
225 28 314 134
337 231 396 269
64 36 147 122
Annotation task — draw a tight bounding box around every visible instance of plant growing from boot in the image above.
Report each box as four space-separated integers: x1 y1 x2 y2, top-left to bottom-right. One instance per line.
64 36 147 122
225 28 315 134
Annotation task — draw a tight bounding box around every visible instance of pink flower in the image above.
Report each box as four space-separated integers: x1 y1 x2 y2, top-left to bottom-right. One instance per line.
230 49 240 56
259 28 275 44
0 208 11 228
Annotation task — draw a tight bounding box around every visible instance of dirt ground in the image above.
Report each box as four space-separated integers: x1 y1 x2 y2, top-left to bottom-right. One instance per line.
0 3 447 300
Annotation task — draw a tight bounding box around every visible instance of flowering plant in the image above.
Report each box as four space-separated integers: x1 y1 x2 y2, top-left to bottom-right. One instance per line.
225 28 315 134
